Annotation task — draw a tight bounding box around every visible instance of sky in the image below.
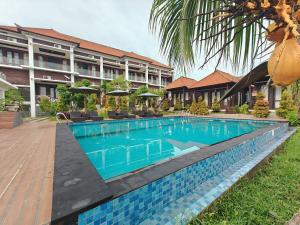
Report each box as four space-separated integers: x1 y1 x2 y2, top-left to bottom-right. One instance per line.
0 0 262 80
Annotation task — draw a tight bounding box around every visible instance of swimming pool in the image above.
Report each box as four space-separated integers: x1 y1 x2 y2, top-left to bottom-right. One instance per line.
69 117 272 180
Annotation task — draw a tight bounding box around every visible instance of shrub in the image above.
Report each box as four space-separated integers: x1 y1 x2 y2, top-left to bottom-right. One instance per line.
87 94 97 111
120 96 129 111
197 96 209 115
276 90 296 118
162 99 170 111
108 96 116 110
55 97 69 112
253 92 270 118
211 97 221 112
39 96 52 113
5 89 24 110
174 97 182 111
0 99 5 111
286 111 299 126
235 105 240 113
189 99 198 114
239 103 249 114
56 84 71 109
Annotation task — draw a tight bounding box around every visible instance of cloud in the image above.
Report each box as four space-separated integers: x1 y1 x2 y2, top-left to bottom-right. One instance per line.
0 0 265 80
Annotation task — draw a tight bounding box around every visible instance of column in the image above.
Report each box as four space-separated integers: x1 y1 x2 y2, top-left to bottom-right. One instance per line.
125 60 129 81
158 69 162 89
28 37 36 117
145 64 149 87
100 56 104 79
70 47 75 86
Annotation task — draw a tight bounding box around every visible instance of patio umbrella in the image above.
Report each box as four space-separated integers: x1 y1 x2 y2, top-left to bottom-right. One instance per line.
107 89 130 110
69 86 99 111
138 92 159 108
106 90 130 96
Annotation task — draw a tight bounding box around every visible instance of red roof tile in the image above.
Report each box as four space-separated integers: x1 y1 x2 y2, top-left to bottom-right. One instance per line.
166 76 197 90
0 25 171 69
189 70 239 89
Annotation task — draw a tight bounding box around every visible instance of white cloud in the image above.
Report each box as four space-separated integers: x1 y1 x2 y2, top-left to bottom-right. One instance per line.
0 0 266 80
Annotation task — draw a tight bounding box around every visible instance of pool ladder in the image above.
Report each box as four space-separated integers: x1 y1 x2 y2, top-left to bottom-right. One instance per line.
56 112 70 124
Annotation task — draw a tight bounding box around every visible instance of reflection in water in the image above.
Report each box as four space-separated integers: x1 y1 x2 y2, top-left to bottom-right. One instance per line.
69 117 271 180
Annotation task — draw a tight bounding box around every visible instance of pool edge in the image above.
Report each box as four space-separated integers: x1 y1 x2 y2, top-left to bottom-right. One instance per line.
51 118 289 225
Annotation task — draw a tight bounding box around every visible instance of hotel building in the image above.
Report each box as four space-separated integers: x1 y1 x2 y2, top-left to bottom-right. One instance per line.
0 25 173 117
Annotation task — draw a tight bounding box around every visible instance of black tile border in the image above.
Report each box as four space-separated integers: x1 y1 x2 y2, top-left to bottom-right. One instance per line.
51 117 288 225
51 124 113 225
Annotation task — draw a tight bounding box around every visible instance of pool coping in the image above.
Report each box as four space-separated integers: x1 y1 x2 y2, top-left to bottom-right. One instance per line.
51 117 287 225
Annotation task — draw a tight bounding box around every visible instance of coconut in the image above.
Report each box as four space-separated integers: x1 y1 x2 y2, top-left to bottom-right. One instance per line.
268 38 300 86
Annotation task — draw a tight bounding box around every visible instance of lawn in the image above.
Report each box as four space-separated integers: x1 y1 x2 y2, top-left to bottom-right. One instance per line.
188 129 300 225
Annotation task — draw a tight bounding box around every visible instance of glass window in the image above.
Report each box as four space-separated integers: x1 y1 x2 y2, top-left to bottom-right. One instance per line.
40 86 46 96
50 88 55 99
14 52 20 65
7 51 13 65
0 48 3 63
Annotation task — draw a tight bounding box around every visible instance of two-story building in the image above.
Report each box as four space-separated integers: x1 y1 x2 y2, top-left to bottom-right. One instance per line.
0 25 173 117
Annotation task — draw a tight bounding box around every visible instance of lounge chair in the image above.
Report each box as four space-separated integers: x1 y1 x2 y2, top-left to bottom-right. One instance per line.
87 111 104 121
108 111 124 119
153 111 163 117
120 110 136 119
139 110 153 117
70 112 86 122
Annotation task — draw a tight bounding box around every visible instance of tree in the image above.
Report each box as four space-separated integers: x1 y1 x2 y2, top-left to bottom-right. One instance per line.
129 86 149 105
107 75 130 91
87 94 97 111
253 92 270 118
162 99 170 111
276 90 296 118
211 97 221 112
150 0 300 86
174 97 182 111
189 99 198 114
197 96 209 115
39 96 52 113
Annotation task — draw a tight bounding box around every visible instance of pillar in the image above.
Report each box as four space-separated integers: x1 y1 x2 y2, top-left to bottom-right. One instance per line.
145 64 149 88
70 47 75 86
28 37 36 117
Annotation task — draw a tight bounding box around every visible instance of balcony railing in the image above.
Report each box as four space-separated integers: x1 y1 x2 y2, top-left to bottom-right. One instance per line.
34 60 70 71
76 68 100 77
103 73 118 79
129 76 146 83
0 56 28 67
149 80 159 85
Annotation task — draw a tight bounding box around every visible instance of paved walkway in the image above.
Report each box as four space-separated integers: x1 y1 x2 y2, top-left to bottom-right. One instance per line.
0 120 55 225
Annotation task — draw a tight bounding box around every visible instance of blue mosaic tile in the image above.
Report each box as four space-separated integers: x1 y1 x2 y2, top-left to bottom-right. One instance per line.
78 124 291 225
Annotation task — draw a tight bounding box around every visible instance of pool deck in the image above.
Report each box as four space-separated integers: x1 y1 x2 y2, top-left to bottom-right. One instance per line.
0 119 55 225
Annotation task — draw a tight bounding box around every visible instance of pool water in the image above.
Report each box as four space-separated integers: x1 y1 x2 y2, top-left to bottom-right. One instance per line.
69 117 271 180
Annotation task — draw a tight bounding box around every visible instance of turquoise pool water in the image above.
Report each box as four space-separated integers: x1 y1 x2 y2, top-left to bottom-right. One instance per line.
69 117 271 180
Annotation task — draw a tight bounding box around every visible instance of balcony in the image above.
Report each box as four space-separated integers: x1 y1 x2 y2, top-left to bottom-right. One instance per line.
76 68 100 78
0 56 28 67
149 79 160 85
103 73 118 80
34 60 70 72
129 76 146 83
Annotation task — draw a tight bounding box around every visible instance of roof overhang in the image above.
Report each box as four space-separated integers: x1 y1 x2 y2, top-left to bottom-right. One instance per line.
0 78 17 90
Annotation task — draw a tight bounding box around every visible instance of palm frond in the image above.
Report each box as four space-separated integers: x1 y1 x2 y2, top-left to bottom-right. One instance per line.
150 0 270 72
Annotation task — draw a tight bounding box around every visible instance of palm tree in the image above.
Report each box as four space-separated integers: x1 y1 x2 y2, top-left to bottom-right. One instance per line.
150 0 300 87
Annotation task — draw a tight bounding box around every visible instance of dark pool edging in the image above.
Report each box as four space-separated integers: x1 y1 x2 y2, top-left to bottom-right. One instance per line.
52 119 287 224
51 124 113 225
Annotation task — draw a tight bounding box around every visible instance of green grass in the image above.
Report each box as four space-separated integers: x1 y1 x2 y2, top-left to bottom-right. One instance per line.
188 129 300 225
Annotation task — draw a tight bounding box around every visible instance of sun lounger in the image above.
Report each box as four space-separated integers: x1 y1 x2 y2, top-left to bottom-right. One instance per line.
108 111 124 119
120 111 136 119
70 112 86 122
87 111 103 121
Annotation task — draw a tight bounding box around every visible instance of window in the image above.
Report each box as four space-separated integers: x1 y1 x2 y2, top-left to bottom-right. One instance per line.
14 52 20 65
38 55 44 67
185 92 189 100
50 88 55 99
91 65 96 77
0 48 3 63
40 86 46 96
62 60 67 71
7 51 13 65
23 53 28 65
